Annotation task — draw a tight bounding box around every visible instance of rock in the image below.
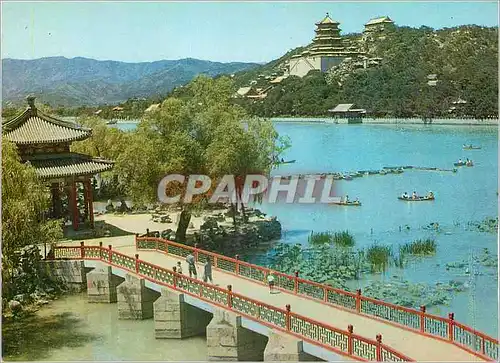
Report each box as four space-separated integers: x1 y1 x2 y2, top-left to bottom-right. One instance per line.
8 300 22 312
105 200 115 212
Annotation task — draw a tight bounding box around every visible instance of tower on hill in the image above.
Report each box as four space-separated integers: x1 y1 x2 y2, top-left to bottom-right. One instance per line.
287 13 363 78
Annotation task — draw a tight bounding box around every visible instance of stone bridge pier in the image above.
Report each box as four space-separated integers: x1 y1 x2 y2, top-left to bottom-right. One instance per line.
117 274 161 319
86 263 124 303
154 289 212 339
206 310 268 361
264 330 322 361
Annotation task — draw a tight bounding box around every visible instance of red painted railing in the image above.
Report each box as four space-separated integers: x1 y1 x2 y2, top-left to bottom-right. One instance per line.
134 236 499 362
50 243 413 362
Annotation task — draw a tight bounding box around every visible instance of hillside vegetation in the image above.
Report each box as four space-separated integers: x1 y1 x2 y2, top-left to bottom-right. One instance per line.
235 25 498 118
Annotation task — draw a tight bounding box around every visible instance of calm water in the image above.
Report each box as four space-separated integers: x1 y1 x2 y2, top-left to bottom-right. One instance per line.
3 293 207 361
257 123 498 336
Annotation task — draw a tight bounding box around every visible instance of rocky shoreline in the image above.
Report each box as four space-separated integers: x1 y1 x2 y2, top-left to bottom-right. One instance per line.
92 205 283 256
2 245 69 322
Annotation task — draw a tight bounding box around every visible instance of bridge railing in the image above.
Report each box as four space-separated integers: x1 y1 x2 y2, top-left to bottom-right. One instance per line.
135 236 498 361
51 244 413 362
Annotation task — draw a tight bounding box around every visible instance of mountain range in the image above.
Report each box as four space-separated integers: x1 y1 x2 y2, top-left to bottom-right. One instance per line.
2 56 259 107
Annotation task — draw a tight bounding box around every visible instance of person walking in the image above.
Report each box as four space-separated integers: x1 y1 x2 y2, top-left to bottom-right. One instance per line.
176 261 183 274
267 273 275 293
203 259 213 283
186 253 197 279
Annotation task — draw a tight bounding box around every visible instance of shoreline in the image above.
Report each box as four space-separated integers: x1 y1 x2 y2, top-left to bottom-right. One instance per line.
271 116 499 126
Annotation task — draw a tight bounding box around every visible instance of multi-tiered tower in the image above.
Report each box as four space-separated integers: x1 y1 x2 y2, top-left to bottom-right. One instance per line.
287 13 362 78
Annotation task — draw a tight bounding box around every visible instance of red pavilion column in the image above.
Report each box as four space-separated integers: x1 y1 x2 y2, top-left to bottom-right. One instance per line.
83 180 89 224
71 181 79 231
86 179 95 228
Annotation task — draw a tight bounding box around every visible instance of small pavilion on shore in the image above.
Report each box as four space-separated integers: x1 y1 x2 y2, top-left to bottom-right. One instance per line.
2 96 114 230
328 103 367 118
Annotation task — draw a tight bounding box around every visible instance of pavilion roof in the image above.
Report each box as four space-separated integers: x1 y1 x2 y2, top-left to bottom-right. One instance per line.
2 96 91 145
365 16 393 26
329 103 355 112
25 152 114 179
316 13 340 26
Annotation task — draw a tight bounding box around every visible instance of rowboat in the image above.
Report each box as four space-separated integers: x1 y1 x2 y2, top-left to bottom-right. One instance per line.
454 161 474 167
463 145 481 150
398 196 435 202
277 159 296 164
331 201 362 206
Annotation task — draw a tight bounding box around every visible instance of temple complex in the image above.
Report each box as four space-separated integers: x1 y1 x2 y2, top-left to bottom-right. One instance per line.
287 13 363 78
2 96 114 231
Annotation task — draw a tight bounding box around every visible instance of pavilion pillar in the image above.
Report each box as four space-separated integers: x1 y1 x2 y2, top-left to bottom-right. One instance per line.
70 181 79 231
86 179 95 228
83 180 90 224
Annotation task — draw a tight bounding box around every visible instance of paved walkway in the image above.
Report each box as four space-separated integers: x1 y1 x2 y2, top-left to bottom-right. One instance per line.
67 236 483 362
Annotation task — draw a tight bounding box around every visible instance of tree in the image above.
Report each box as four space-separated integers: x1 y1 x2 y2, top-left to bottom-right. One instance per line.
2 137 63 280
117 75 289 242
71 116 130 200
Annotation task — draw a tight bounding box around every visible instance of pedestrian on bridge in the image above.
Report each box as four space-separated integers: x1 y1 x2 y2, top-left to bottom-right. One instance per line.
176 261 183 274
186 253 197 279
267 273 275 293
203 259 213 283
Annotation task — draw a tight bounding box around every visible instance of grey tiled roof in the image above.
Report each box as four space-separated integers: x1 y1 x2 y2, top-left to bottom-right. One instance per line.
27 153 114 179
329 104 355 112
3 107 91 145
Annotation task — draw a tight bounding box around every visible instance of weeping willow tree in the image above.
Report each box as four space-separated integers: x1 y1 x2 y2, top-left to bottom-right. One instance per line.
2 137 63 300
116 75 289 242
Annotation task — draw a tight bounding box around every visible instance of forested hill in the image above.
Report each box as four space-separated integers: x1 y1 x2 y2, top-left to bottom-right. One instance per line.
2 57 258 107
233 25 498 119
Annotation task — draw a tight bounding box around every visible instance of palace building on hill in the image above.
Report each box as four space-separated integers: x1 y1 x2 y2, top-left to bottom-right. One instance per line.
286 13 364 78
2 96 114 231
363 16 395 33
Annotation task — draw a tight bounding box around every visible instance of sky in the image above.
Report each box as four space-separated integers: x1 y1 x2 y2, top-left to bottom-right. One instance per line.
1 1 498 64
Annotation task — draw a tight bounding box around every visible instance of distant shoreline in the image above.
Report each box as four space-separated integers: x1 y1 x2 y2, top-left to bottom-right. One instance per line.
271 117 499 126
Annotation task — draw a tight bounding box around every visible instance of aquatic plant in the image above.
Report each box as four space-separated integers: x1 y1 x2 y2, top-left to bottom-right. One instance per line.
332 231 355 248
467 217 498 233
268 243 366 290
363 279 467 309
307 231 332 245
364 243 392 272
400 238 437 255
307 230 355 248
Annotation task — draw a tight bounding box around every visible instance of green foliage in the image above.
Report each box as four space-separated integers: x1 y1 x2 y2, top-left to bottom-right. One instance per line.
332 231 355 248
2 138 64 304
2 138 63 266
269 243 364 290
400 238 437 255
364 243 392 272
71 117 129 200
308 231 332 245
307 230 355 247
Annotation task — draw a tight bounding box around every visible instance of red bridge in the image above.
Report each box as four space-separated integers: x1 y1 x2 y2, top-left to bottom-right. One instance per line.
51 236 498 362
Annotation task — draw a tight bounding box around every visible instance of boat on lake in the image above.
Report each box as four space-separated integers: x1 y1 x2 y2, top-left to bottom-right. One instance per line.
398 195 435 201
331 200 362 206
463 144 481 150
277 159 296 164
454 160 473 167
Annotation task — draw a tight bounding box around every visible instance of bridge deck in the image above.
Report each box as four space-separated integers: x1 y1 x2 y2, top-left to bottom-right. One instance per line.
65 236 482 362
